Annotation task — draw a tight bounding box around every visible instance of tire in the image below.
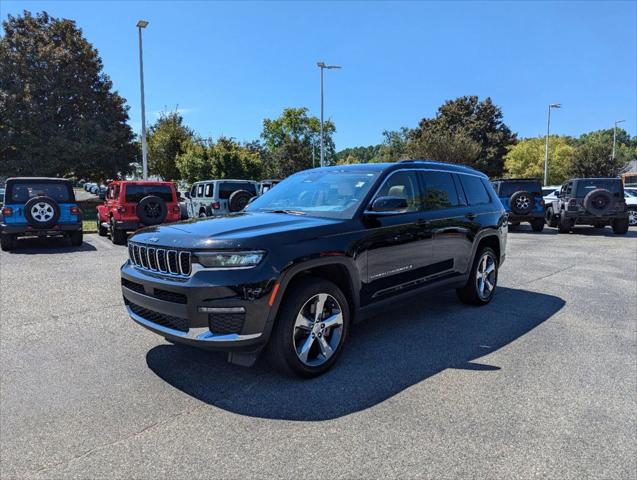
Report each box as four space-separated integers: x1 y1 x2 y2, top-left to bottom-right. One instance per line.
531 218 545 232
266 277 350 378
546 207 558 228
136 195 167 226
612 217 629 235
198 209 207 218
0 234 14 252
456 247 498 306
509 191 534 215
97 213 107 236
179 203 189 220
627 207 637 227
69 230 83 247
557 214 572 233
228 190 252 212
583 189 613 216
24 196 60 228
110 218 126 245
509 221 520 227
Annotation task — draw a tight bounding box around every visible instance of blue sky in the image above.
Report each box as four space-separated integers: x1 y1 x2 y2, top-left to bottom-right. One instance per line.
2 1 636 149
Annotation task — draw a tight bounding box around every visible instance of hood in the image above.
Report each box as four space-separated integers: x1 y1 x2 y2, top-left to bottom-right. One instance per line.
130 211 342 250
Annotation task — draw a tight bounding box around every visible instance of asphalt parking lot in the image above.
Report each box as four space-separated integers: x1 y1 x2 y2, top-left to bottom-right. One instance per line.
1 227 636 479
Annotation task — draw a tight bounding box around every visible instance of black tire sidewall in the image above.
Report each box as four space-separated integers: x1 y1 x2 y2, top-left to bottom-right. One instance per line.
269 277 350 377
136 195 167 226
583 189 613 216
24 196 60 228
228 190 252 212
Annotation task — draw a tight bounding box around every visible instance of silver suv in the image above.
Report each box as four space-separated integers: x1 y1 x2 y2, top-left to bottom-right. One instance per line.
185 179 258 218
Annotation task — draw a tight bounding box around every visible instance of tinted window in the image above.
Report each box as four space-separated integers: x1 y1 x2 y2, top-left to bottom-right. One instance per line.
190 185 197 197
375 171 420 212
219 182 257 200
247 169 380 219
576 179 622 197
125 185 173 203
204 183 213 197
196 184 204 197
8 182 73 203
460 175 491 206
420 171 460 210
542 188 557 196
499 181 542 196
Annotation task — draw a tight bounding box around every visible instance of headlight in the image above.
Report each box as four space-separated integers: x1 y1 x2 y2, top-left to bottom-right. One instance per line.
194 251 266 268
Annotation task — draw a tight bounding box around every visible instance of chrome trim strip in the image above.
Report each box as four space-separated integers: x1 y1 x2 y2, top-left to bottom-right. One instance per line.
198 306 246 313
127 306 261 342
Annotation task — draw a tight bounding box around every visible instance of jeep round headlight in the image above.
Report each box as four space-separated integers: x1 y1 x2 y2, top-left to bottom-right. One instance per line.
194 251 266 268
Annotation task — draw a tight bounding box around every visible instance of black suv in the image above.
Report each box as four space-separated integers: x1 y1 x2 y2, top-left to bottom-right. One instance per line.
546 178 629 234
121 161 508 377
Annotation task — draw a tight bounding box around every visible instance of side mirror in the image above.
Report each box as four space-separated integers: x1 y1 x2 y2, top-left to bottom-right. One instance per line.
369 196 408 213
184 191 191 199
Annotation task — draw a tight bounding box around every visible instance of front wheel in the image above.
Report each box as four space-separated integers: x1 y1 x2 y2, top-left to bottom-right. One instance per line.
267 277 350 377
546 208 558 228
628 208 637 227
456 247 498 306
97 213 107 236
110 219 127 245
557 214 572 233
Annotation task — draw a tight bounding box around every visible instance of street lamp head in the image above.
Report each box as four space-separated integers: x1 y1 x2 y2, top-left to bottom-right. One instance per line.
317 61 342 70
549 103 561 109
615 119 626 125
136 20 149 28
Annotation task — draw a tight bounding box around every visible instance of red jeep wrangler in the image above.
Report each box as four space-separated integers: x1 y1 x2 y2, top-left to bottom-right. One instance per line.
96 181 181 244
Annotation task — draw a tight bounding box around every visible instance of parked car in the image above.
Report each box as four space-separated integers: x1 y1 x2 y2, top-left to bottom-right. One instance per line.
89 184 100 195
624 191 637 226
97 180 181 245
84 182 96 192
0 177 83 251
121 161 507 377
491 178 545 231
185 179 259 218
0 186 5 207
258 179 281 195
542 185 560 206
176 191 190 220
98 185 108 200
546 178 629 234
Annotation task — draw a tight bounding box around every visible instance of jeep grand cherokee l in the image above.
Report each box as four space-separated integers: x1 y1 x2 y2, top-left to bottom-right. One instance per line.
121 161 507 377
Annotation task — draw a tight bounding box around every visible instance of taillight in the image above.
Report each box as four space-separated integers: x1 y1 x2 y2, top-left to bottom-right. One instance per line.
70 206 80 215
212 202 220 209
117 206 126 213
1 207 12 217
540 199 545 207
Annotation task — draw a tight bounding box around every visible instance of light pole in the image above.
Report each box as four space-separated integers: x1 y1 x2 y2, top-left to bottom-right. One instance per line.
137 20 149 180
543 103 561 186
612 119 625 161
317 61 341 167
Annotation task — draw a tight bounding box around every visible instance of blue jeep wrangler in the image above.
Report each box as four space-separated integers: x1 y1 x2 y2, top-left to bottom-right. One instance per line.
0 177 83 251
491 178 545 232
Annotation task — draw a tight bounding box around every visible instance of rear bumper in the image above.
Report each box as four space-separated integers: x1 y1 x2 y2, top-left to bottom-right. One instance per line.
0 223 81 235
507 212 545 222
562 211 628 223
120 261 277 352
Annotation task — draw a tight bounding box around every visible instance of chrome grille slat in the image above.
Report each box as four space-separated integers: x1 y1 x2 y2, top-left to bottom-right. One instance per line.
128 242 191 278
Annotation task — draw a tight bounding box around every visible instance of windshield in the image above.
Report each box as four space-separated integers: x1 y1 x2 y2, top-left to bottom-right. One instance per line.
125 184 174 203
246 169 381 219
499 181 542 196
576 179 622 197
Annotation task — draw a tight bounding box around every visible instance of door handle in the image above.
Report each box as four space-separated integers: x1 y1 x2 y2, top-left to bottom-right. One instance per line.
465 213 477 220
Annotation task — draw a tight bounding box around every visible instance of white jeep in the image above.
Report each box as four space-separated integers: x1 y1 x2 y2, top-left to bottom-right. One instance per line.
185 179 259 218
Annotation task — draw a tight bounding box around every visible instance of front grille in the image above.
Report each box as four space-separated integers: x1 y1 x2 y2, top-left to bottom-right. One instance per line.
127 300 188 332
121 278 145 294
208 312 245 335
154 288 187 304
128 241 191 277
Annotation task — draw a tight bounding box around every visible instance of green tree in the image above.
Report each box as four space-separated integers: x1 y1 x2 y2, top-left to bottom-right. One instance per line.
261 107 334 177
0 11 136 179
147 110 193 180
411 96 516 176
570 130 633 178
406 128 481 166
504 136 575 184
373 128 411 162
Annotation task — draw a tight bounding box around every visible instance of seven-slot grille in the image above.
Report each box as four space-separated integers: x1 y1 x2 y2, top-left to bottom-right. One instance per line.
128 242 191 276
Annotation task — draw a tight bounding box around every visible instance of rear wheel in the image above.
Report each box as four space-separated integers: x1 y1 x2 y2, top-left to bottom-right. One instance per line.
612 217 629 235
456 247 498 306
0 234 14 252
531 218 545 232
267 277 350 377
69 230 83 247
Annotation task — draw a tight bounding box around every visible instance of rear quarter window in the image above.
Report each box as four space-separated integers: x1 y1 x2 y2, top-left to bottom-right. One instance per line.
460 175 492 206
124 184 174 203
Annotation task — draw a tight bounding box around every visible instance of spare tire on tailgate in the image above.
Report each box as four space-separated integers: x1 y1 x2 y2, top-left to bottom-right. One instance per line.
583 189 613 216
25 196 61 228
509 190 534 215
228 190 252 212
136 195 167 225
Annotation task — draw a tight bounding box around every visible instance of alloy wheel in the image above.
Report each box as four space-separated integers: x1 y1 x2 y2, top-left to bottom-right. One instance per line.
475 252 497 300
515 195 530 210
31 202 54 222
628 209 637 226
292 293 344 367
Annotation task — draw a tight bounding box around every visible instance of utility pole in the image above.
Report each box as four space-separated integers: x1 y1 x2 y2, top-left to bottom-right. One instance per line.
612 120 625 161
316 61 341 167
543 103 561 186
137 20 149 180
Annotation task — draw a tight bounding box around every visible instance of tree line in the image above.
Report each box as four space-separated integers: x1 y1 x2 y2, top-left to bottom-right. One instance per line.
1 10 635 184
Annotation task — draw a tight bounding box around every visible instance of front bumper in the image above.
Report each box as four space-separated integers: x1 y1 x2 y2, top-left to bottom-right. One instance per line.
0 223 82 235
121 260 278 352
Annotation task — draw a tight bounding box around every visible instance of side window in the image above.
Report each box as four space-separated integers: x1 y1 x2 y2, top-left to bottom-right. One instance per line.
565 182 573 195
459 175 491 206
190 185 197 197
196 184 204 197
112 186 120 200
374 171 420 212
491 182 500 195
204 183 213 197
420 171 460 210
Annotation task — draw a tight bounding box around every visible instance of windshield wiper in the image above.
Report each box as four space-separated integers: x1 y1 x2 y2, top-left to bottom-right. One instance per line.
262 209 307 216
